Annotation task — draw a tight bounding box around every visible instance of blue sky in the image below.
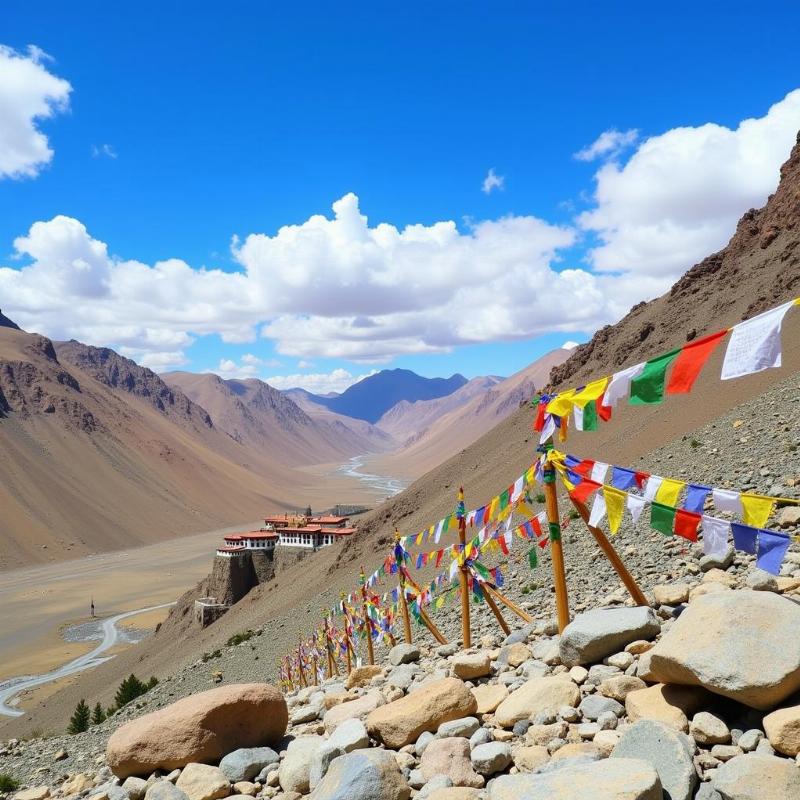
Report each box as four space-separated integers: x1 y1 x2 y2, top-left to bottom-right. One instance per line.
2 2 800 392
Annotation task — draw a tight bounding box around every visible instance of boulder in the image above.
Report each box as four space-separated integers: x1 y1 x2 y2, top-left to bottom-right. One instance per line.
512 745 550 772
470 742 512 776
218 748 279 782
309 749 411 800
611 719 696 800
451 653 490 680
625 683 707 732
174 765 230 800
500 643 531 667
690 712 731 746
486 757 662 799
653 584 690 605
712 753 800 800
471 684 508 714
578 694 623 720
426 790 480 800
420 738 483 788
278 736 324 794
345 666 383 689
598 675 646 702
367 678 477 749
494 677 580 728
328 718 370 753
323 691 385 733
121 779 148 800
14 789 49 800
648 590 800 709
106 684 287 779
558 607 660 667
389 644 421 666
436 717 480 739
763 704 800 756
143 783 190 800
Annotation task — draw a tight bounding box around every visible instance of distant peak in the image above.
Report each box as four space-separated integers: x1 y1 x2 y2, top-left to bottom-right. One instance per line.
561 340 580 350
0 309 21 331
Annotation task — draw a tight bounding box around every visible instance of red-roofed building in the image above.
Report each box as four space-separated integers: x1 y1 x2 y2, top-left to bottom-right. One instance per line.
223 530 278 552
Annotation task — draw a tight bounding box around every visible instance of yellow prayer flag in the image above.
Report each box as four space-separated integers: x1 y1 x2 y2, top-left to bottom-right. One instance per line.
572 377 610 408
517 499 536 517
525 465 537 485
741 495 775 528
415 530 424 545
655 478 685 507
546 389 577 417
488 495 500 520
603 486 627 535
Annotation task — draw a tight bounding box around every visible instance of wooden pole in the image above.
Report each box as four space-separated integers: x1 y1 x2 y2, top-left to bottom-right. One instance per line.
341 595 357 672
417 603 448 644
481 580 511 635
486 584 534 623
395 531 413 644
458 487 471 648
360 567 375 665
296 639 308 687
322 613 337 678
542 448 570 632
568 495 649 607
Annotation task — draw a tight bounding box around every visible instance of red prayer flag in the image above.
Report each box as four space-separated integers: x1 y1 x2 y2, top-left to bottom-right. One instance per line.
596 396 612 422
498 536 509 555
573 459 595 478
534 400 547 432
666 329 728 395
531 517 543 538
435 549 444 568
674 508 701 541
634 471 649 489
570 478 602 503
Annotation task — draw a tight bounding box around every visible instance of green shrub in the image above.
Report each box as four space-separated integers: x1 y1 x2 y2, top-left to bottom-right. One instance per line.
112 674 156 710
68 700 90 734
226 629 256 647
535 493 546 504
0 774 20 792
91 702 106 725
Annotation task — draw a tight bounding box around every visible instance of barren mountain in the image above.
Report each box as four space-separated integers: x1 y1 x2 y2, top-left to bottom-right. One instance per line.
0 308 20 330
164 372 394 465
371 347 572 477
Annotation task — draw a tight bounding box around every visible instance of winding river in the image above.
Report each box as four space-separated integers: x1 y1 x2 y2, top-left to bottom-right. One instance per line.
337 455 407 498
0 602 175 717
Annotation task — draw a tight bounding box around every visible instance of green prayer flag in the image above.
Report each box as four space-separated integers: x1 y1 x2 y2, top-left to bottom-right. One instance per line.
499 489 510 511
528 548 538 570
582 399 598 431
650 501 676 536
629 349 681 405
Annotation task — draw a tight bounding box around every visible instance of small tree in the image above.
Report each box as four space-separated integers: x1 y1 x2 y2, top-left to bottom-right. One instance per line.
114 674 147 709
91 702 106 725
305 505 312 518
68 700 90 734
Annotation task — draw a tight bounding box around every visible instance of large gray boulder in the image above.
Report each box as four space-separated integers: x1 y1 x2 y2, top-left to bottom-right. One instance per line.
648 590 800 709
712 753 800 800
611 719 696 800
558 607 660 667
309 749 411 800
486 757 662 799
278 735 325 794
218 747 279 782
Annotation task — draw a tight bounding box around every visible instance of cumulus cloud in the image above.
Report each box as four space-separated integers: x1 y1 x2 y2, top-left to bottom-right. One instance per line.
0 44 72 179
561 340 580 350
216 353 263 378
91 143 118 159
579 90 800 276
574 128 638 162
482 168 504 194
265 368 377 394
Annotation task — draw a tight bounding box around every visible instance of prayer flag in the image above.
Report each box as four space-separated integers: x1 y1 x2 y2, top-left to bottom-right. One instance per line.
629 349 681 405
741 495 775 529
626 493 646 524
721 300 794 380
731 522 757 554
528 548 538 569
684 484 711 514
655 478 685 507
573 377 609 407
602 363 646 407
713 488 743 516
589 492 607 527
756 530 791 575
597 396 613 422
650 501 676 536
573 399 599 431
570 477 602 504
591 461 610 484
674 508 701 541
547 389 578 417
643 476 664 502
666 329 728 394
539 414 557 443
611 466 638 490
604 487 627 534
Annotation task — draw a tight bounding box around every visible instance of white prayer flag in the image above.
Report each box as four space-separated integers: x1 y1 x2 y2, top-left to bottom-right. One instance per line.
701 515 730 556
712 488 743 516
590 461 610 484
510 476 525 504
602 363 646 407
643 475 664 503
626 494 646 524
573 404 585 431
721 300 794 380
589 492 607 527
539 414 556 443
434 518 445 543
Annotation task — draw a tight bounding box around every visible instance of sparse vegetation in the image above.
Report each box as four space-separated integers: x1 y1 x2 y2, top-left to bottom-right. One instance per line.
226 628 258 647
91 702 106 725
67 699 90 734
535 493 546 504
0 774 20 793
202 649 222 662
568 509 580 520
108 674 158 714
690 438 702 448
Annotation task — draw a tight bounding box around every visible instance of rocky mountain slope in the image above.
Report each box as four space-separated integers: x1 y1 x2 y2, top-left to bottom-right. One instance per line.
163 372 394 466
303 370 469 424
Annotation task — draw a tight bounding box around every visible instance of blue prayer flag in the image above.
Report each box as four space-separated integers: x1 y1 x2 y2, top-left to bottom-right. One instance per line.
565 454 581 470
684 483 711 514
731 522 757 555
611 466 637 490
756 530 791 575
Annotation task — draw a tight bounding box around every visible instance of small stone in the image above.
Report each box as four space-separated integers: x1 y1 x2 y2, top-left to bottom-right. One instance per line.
219 748 279 783
559 705 580 722
568 666 588 684
437 717 480 739
598 675 646 702
470 742 512 776
494 678 580 729
175 764 230 800
593 730 621 756
471 684 508 715
469 728 492 749
122 778 149 800
579 694 623 721
604 652 634 670
625 684 707 732
345 666 383 689
14 788 50 800
143 783 190 800
710 745 741 762
746 569 779 591
231 784 256 797
596 711 618 731
690 712 731 746
699 547 734 571
54 749 68 762
512 720 531 737
512 745 550 772
738 729 763 752
416 732 435 756
308 748 411 800
763 704 800 756
625 640 653 655
451 653 491 681
389 643 421 665
420 737 483 788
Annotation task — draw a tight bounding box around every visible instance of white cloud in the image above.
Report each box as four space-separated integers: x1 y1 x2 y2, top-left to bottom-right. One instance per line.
574 128 638 162
216 353 262 378
579 90 800 276
265 368 377 394
482 168 504 194
91 143 118 159
561 340 580 350
0 44 72 179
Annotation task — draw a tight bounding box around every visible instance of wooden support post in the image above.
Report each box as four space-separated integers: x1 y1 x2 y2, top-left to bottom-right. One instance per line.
417 603 448 645
322 613 337 678
341 595 357 673
569 495 649 607
296 640 308 687
542 450 570 632
360 566 375 666
486 584 534 623
395 531 413 644
482 582 510 635
457 487 471 648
